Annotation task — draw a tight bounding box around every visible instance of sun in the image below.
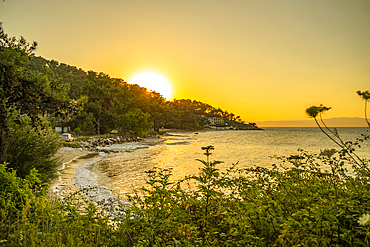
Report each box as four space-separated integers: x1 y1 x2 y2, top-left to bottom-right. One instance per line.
129 72 172 100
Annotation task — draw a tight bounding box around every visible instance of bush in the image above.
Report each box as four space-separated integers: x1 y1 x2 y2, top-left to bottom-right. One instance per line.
74 127 81 136
120 146 370 246
0 144 369 246
0 167 122 246
5 108 61 182
0 163 46 221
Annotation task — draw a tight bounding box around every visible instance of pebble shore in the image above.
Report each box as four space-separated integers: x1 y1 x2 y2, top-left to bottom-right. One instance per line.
48 137 144 213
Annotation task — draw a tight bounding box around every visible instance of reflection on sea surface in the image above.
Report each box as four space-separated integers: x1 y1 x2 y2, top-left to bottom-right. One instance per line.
93 128 370 199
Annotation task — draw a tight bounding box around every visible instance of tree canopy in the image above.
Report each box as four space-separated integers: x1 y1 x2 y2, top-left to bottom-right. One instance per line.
1 22 259 141
0 23 69 164
25 56 257 135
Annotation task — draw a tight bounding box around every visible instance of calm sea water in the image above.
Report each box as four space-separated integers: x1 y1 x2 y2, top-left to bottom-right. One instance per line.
94 127 370 198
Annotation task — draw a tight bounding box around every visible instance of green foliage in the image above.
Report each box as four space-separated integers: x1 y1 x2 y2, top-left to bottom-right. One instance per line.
0 23 70 164
83 71 116 135
28 53 256 134
74 127 81 136
5 108 61 182
69 111 95 135
2 22 259 141
120 145 370 246
121 109 153 136
21 50 256 134
0 163 46 220
0 183 126 246
1 142 370 246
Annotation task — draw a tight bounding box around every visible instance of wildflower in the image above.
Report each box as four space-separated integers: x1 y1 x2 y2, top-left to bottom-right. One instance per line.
358 213 370 226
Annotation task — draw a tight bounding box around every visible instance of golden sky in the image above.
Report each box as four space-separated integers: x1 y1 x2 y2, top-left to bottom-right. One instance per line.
2 0 369 124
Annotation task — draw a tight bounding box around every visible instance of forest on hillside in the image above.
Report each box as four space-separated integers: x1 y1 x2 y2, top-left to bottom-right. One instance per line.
0 20 258 140
25 56 259 136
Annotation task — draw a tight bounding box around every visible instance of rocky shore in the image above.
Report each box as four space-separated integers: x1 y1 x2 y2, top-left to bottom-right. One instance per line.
48 136 148 211
70 136 145 153
48 148 96 200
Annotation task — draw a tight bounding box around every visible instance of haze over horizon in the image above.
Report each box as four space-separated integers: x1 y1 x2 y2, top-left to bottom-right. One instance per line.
256 117 369 127
1 0 369 125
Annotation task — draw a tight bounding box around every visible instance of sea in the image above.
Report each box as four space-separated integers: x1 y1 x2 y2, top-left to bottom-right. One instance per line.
77 127 370 202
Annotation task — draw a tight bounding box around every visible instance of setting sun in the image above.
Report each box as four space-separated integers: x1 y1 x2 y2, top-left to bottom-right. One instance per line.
129 72 172 100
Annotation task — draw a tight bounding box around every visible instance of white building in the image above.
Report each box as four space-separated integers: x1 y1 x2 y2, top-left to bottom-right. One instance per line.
207 117 224 125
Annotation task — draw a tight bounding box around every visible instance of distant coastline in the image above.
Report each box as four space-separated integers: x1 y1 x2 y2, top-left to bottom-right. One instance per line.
256 117 368 128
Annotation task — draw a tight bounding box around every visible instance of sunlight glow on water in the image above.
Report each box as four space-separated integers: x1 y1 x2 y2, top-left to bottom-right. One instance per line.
94 128 370 198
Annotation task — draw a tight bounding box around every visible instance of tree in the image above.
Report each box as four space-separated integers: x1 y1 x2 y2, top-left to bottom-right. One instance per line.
0 23 69 163
0 23 36 162
147 91 168 131
83 71 117 135
121 109 152 136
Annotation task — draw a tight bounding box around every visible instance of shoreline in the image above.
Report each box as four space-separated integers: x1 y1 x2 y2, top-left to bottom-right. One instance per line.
48 147 132 215
48 135 151 201
48 147 99 200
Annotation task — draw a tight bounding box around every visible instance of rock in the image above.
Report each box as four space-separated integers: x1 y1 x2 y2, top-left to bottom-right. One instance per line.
75 136 143 150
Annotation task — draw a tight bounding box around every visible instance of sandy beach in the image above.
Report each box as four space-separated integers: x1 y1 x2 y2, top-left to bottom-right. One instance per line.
48 147 99 200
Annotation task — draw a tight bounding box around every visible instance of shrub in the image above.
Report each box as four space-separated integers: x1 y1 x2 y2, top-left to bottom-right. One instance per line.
120 145 370 246
0 177 122 246
1 144 369 246
74 127 81 136
5 108 61 182
0 163 46 221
